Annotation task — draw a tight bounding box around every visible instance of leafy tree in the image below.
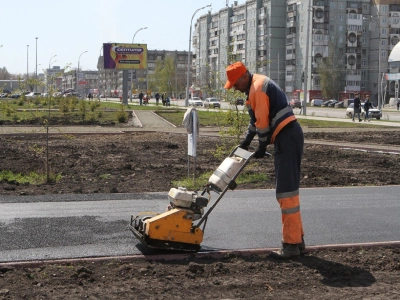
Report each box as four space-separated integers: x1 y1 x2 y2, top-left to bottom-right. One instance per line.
0 67 10 80
317 41 345 99
149 57 176 96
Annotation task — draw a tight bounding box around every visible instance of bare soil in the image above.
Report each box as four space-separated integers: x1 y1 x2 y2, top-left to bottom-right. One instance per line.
1 129 400 299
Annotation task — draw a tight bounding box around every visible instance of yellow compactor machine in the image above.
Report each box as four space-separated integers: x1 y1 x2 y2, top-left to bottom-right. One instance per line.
129 146 259 252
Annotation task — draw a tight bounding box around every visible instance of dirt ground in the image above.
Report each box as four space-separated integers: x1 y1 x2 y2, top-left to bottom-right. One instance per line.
1 129 400 299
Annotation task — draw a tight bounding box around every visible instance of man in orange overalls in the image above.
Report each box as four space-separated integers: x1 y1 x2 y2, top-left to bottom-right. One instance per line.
225 62 305 259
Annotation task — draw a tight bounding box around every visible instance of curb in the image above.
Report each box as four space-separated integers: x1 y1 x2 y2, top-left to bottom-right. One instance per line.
1 241 399 268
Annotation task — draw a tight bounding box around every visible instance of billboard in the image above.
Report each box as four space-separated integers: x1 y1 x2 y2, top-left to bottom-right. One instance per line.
103 43 147 70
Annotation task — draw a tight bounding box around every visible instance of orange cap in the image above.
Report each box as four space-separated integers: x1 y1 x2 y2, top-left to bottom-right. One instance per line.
224 62 247 89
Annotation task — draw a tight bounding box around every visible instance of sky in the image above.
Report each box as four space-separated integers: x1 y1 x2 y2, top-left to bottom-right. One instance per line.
1 0 241 75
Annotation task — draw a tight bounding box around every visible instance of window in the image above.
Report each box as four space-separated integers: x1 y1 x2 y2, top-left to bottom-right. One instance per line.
258 50 266 56
315 8 324 19
392 13 400 24
348 32 357 43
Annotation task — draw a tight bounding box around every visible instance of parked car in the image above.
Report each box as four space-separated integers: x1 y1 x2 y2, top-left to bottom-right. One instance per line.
10 93 21 98
25 92 42 99
235 98 244 105
310 99 324 106
203 97 221 108
290 99 302 109
188 97 203 106
63 92 81 98
328 100 339 107
335 101 344 108
346 103 382 120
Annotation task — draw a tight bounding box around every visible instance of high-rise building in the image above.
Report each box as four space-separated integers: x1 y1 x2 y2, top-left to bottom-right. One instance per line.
192 0 400 106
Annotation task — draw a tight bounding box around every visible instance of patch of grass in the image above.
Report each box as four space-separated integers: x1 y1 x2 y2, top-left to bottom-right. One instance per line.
296 118 383 128
0 170 61 185
99 174 110 179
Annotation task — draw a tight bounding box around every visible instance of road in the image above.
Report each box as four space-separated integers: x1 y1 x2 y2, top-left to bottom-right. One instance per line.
1 186 399 262
128 97 400 122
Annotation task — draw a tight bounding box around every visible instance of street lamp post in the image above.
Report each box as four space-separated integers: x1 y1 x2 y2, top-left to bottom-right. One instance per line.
130 27 148 102
35 37 38 92
48 55 57 93
77 51 88 94
185 4 211 107
301 0 311 116
26 45 29 89
375 15 382 109
365 14 382 109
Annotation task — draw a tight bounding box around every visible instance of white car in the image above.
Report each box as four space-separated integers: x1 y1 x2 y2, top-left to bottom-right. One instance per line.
189 97 203 106
25 92 42 99
203 97 221 108
310 99 324 106
346 103 382 120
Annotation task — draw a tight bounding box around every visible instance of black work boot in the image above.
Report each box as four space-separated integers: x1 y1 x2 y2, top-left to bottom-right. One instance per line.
298 237 306 256
269 243 300 260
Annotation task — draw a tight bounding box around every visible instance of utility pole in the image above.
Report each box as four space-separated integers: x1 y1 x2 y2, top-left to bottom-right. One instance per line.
302 0 311 116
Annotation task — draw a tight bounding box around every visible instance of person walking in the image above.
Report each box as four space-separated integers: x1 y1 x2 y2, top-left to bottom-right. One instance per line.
161 93 165 106
138 91 144 106
155 92 160 106
364 95 372 122
224 61 305 259
353 93 362 122
397 99 400 111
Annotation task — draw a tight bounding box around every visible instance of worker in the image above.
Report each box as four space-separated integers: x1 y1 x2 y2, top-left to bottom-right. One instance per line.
224 61 305 259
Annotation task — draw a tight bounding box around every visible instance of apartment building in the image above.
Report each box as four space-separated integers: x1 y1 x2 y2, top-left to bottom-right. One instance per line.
97 49 190 98
192 0 400 106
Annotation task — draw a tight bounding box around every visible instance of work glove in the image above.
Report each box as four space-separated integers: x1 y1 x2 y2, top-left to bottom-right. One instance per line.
238 140 251 150
253 145 267 159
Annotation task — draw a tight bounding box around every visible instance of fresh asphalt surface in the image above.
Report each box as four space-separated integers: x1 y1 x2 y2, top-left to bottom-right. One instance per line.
0 186 400 262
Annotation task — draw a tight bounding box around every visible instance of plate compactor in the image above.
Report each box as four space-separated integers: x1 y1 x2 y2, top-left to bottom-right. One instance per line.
129 146 261 252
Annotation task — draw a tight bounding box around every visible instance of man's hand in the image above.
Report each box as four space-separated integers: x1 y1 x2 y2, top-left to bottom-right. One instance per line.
238 140 251 150
254 145 266 159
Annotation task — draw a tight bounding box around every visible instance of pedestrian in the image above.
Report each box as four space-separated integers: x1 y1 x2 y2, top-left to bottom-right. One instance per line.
353 93 362 122
155 92 160 106
364 95 372 122
88 92 93 101
161 93 165 106
224 61 305 259
397 99 400 111
138 91 144 106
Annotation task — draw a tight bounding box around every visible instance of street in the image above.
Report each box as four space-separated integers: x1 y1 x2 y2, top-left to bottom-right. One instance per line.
1 186 399 262
124 97 400 122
